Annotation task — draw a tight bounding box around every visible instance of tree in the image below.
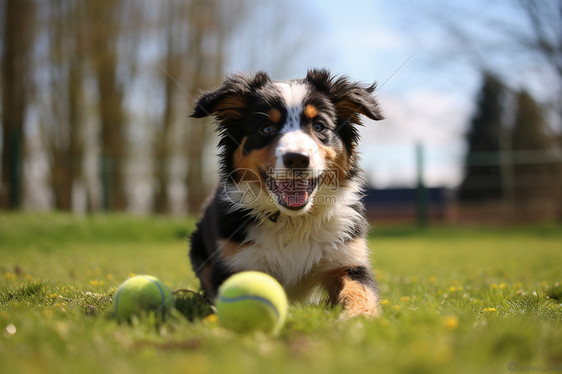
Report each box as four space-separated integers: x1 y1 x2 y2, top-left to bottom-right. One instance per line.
511 90 560 219
458 73 506 202
183 0 227 215
43 0 86 211
0 0 34 209
85 1 141 211
1 0 310 213
420 0 561 131
516 0 562 128
150 0 229 215
152 3 180 215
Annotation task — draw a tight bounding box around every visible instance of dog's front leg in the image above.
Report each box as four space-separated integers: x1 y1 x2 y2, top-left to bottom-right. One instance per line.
324 266 380 318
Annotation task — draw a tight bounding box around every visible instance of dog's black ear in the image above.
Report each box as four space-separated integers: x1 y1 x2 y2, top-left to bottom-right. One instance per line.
191 71 271 122
306 69 384 123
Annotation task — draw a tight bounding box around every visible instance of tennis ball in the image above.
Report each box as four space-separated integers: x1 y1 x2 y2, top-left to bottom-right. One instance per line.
215 271 288 334
112 275 174 321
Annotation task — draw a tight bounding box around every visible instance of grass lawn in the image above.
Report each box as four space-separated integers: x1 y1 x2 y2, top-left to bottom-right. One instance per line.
1 213 561 374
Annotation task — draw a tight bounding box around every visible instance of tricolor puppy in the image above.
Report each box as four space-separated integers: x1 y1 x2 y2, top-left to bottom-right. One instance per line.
189 69 383 317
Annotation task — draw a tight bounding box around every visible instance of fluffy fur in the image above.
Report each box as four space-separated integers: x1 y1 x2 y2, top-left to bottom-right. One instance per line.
189 69 383 317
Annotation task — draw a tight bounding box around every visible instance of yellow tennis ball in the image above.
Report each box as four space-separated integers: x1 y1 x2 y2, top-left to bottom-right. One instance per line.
112 275 174 321
216 271 288 334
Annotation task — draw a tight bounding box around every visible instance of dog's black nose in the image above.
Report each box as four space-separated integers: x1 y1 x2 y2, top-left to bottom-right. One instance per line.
283 153 310 168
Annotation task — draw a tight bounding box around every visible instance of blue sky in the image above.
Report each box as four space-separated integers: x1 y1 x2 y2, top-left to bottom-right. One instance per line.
299 0 477 187
221 0 553 188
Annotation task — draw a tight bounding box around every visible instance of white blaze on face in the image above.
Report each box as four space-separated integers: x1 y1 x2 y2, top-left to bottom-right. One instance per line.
274 82 324 172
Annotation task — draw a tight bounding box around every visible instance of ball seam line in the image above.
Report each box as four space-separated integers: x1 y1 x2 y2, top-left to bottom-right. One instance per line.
143 275 167 320
218 295 279 318
113 286 124 317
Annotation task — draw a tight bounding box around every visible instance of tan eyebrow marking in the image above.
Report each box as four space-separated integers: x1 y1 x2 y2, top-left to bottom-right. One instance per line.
304 104 318 119
268 108 282 124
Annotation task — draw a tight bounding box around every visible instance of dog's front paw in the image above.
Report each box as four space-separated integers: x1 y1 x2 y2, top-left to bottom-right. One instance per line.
339 285 380 319
325 266 381 319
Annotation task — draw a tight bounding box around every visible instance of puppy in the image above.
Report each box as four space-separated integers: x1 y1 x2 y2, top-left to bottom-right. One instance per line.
189 69 383 317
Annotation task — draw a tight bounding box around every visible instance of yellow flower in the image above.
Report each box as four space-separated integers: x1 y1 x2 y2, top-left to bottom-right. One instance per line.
442 315 459 330
399 296 411 303
49 294 58 299
204 314 218 323
90 280 99 286
484 307 497 313
499 283 507 289
55 302 65 309
448 286 458 293
4 272 16 280
428 276 437 283
380 299 390 306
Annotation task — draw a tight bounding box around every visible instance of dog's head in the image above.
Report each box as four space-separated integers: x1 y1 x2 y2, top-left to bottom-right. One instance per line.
191 69 383 216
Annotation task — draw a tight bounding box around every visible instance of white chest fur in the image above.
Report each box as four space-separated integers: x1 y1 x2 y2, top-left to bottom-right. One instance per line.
225 187 370 297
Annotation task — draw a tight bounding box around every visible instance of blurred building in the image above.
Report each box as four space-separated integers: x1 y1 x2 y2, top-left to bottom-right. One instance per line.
364 187 453 223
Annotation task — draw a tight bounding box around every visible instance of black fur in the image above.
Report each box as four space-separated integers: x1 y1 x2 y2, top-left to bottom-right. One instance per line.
189 189 259 297
344 201 369 241
345 266 379 294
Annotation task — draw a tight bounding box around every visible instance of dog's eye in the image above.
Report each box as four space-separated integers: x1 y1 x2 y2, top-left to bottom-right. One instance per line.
312 122 326 133
260 123 276 136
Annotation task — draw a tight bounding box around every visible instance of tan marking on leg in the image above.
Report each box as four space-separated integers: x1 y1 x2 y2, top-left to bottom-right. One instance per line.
338 275 380 318
323 267 380 318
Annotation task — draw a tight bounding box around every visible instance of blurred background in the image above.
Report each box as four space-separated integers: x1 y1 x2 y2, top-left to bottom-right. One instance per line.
0 0 560 225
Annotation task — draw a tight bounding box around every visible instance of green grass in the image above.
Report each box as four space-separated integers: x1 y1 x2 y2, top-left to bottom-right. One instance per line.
1 213 561 374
